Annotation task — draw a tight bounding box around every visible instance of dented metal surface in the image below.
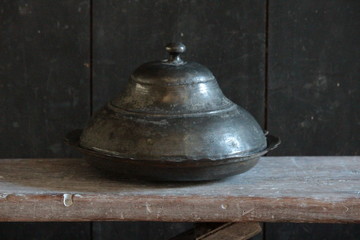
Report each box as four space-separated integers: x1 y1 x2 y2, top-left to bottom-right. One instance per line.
66 43 280 181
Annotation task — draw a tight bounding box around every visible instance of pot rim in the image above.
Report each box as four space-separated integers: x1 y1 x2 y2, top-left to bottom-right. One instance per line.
65 129 280 163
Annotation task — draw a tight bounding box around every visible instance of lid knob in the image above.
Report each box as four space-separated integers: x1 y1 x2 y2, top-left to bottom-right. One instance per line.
165 42 186 65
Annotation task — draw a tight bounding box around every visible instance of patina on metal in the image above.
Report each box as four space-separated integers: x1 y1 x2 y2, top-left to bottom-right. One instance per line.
66 42 280 181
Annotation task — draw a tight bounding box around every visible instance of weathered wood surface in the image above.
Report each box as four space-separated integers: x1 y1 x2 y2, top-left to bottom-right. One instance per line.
0 157 359 223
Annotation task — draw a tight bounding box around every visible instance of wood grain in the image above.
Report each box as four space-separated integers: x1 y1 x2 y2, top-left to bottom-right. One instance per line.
0 157 359 223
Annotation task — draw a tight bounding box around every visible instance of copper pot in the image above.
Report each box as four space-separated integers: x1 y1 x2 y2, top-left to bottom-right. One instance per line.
66 43 280 181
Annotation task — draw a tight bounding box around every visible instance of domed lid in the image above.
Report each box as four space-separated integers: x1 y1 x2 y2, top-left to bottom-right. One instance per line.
131 42 215 86
110 42 233 115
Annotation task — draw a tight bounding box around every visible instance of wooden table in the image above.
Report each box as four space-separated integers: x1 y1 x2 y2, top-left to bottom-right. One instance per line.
0 157 359 224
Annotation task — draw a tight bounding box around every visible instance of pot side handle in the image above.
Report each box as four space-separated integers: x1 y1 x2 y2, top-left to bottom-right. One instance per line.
265 134 281 152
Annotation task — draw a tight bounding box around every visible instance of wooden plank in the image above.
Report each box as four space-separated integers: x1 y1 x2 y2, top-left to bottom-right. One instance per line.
169 228 195 240
170 223 261 240
92 0 266 238
197 222 261 240
0 0 91 239
0 157 359 223
267 0 360 238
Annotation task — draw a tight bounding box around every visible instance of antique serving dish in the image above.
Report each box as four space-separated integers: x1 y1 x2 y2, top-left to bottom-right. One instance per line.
66 43 280 181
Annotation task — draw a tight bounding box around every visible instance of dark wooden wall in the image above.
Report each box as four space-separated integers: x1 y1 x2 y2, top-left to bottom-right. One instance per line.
0 0 359 239
266 1 360 239
0 0 91 239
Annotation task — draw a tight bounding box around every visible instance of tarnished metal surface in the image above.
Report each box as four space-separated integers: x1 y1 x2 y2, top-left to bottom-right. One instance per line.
66 131 279 181
66 43 280 181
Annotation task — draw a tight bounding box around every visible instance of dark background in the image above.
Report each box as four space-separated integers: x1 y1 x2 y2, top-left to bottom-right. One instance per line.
0 0 359 239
